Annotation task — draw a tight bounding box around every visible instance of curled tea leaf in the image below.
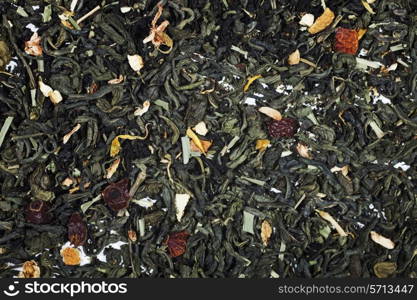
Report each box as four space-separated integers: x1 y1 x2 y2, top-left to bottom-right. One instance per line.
361 0 376 14
316 209 348 237
261 220 272 246
308 8 335 34
18 260 40 278
373 262 396 278
258 107 282 121
370 231 395 249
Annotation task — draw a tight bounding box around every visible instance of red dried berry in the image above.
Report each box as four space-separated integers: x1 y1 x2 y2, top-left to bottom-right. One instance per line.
268 118 299 138
25 200 52 224
102 179 130 211
334 28 359 55
68 213 87 247
164 231 190 258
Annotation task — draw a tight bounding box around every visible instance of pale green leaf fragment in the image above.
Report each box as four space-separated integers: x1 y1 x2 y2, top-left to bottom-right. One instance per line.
154 99 169 111
81 195 101 214
181 136 191 164
242 211 255 234
319 225 331 239
16 6 29 17
0 116 14 148
42 5 52 23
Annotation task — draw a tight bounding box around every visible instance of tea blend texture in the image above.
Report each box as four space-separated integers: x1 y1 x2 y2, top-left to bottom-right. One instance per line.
0 0 417 278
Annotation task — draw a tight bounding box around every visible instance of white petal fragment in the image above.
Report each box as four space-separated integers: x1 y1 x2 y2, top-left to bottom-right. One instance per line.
175 194 190 222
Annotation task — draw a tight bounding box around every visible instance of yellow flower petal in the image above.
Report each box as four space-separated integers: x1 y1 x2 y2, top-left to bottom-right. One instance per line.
243 74 262 92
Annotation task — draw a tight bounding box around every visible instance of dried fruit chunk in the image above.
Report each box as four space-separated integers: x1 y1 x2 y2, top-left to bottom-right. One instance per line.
25 200 52 224
308 8 335 34
334 28 359 55
268 118 299 138
102 179 131 211
60 247 81 265
164 231 190 257
68 213 88 247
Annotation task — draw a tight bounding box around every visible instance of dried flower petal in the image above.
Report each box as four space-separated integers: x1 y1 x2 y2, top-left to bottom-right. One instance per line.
63 124 81 144
296 143 312 158
261 220 272 246
108 75 125 84
24 33 42 56
143 4 173 53
308 8 335 34
258 107 282 121
255 139 270 152
102 179 131 211
105 157 121 179
316 209 348 237
60 247 81 265
370 231 395 249
134 100 150 116
164 231 190 257
18 260 40 278
68 213 87 247
288 49 300 65
110 129 149 157
244 74 262 92
128 230 137 242
175 194 190 222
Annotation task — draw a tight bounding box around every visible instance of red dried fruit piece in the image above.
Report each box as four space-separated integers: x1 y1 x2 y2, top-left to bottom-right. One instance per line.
268 118 299 138
68 213 87 247
334 28 359 55
102 178 130 211
25 200 52 224
164 231 190 258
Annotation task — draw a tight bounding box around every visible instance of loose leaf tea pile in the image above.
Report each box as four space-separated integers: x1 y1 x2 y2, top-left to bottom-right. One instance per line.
0 0 416 278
